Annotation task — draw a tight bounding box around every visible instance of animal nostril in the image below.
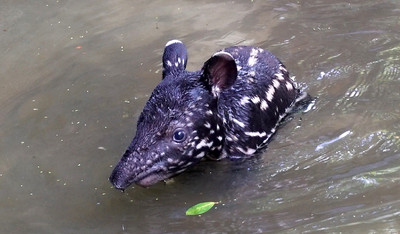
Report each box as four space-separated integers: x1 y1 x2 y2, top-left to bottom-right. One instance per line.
109 166 130 191
110 182 126 191
110 177 129 192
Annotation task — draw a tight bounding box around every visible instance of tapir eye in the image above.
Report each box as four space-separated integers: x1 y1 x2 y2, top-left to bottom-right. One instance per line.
172 129 186 142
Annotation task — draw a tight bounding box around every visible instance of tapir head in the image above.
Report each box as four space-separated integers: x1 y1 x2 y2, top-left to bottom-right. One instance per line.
109 40 237 189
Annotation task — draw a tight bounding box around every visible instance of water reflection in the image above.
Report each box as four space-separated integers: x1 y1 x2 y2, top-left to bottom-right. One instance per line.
1 0 400 233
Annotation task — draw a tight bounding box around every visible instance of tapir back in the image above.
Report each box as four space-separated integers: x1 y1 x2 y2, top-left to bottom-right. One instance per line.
216 46 298 159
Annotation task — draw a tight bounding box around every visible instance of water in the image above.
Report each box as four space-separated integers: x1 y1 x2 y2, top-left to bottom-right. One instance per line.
1 0 399 233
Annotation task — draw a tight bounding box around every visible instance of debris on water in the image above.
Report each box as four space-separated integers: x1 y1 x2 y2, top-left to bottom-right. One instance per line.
315 130 352 151
185 201 218 216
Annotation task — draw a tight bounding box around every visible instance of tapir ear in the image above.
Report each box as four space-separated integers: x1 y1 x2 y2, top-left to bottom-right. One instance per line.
201 51 237 97
162 40 188 79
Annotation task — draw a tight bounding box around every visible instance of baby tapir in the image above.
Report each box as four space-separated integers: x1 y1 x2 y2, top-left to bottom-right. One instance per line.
110 40 304 189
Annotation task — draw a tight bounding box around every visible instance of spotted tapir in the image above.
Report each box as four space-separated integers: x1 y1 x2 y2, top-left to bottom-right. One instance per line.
109 40 307 189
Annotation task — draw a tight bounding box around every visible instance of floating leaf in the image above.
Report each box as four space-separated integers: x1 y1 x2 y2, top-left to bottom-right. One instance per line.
185 201 217 216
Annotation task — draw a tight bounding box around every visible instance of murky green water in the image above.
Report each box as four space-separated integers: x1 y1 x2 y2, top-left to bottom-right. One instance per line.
1 0 399 233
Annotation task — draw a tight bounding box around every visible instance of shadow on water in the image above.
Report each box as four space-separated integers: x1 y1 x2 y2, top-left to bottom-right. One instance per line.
0 0 400 233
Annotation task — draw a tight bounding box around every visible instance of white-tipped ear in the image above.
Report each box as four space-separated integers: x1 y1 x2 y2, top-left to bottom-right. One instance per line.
201 51 237 97
212 51 233 57
165 39 183 47
162 40 188 79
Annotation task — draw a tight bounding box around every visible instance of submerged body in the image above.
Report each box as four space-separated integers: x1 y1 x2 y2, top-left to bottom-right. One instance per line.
110 40 303 189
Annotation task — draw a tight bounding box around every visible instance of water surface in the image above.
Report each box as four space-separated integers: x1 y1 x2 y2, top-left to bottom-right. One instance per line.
1 0 399 233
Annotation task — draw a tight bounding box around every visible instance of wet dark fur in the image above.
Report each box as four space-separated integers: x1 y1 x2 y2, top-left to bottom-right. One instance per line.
109 40 305 189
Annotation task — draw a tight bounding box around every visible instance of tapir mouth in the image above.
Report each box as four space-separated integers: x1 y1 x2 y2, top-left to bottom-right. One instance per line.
110 161 172 189
134 166 172 187
135 172 170 187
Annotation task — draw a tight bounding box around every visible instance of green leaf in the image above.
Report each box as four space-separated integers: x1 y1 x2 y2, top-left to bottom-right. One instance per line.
185 201 217 216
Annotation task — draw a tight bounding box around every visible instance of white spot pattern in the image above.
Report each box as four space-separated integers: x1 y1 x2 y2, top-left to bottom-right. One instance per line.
240 96 250 106
279 64 287 72
275 72 285 81
260 100 268 111
272 79 280 89
236 147 257 155
286 81 293 91
232 118 246 128
244 131 267 137
247 48 259 66
212 86 221 97
251 96 261 104
196 139 213 149
266 86 275 102
195 152 205 158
